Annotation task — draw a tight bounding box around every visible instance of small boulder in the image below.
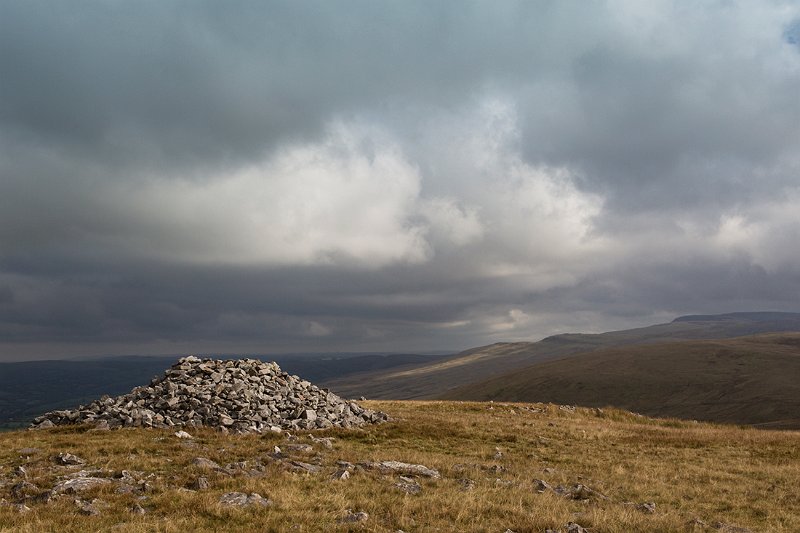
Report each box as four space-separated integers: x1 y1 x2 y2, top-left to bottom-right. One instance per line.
51 477 111 495
190 476 210 490
218 492 271 507
192 457 221 469
338 510 369 523
55 452 86 466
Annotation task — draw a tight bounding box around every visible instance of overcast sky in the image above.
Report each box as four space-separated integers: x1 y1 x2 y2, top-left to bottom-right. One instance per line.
2 1 800 361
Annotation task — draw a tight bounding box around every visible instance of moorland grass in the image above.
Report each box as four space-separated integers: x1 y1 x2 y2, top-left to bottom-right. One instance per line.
1 401 798 532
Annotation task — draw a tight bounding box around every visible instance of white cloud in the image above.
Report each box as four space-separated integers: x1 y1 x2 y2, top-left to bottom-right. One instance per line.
116 122 431 267
417 197 484 248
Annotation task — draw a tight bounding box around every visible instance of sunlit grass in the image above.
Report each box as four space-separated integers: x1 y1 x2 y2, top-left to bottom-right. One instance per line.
1 401 798 532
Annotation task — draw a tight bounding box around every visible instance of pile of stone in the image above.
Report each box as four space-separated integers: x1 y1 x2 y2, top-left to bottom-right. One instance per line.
30 356 388 433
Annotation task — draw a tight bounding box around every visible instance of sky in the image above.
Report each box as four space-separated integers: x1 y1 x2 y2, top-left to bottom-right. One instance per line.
2 1 800 361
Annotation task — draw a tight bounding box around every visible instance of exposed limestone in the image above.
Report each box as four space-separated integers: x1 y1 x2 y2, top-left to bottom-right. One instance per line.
11 481 39 499
75 498 105 516
193 457 221 470
288 461 322 474
31 356 389 433
394 476 422 494
457 478 476 491
189 477 210 490
54 453 85 466
331 469 350 481
219 492 271 507
51 476 111 495
566 522 589 533
637 501 656 513
359 461 441 479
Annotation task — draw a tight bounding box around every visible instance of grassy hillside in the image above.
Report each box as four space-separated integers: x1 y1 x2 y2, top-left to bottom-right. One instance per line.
323 312 800 401
441 334 800 429
1 401 798 532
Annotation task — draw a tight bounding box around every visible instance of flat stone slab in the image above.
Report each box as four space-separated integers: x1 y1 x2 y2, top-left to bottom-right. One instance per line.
218 492 271 507
360 461 441 478
51 477 111 494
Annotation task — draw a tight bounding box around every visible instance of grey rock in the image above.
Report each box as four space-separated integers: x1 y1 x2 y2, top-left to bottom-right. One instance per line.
75 498 105 516
218 492 271 507
457 478 476 491
11 480 39 499
192 457 221 469
361 461 441 479
569 484 608 501
18 447 40 456
283 443 314 454
637 501 656 513
331 469 351 481
288 461 321 474
190 476 210 490
55 452 86 465
394 476 422 494
338 510 369 523
52 477 111 494
309 436 334 449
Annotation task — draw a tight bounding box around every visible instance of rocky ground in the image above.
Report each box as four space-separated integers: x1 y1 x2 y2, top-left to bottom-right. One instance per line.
31 356 388 433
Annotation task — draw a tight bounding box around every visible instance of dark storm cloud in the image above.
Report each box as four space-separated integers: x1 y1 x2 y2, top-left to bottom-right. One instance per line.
2 1 800 360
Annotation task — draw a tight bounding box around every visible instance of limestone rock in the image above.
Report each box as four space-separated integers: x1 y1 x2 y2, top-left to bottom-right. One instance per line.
360 461 440 479
288 461 321 474
566 523 589 533
11 480 39 499
190 476 210 490
394 476 422 494
51 476 111 494
331 469 350 481
458 478 476 491
637 501 656 514
192 457 221 469
75 498 106 516
55 452 85 465
219 492 271 507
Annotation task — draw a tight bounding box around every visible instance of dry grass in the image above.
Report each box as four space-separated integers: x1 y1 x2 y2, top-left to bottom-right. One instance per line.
1 401 798 532
442 334 800 429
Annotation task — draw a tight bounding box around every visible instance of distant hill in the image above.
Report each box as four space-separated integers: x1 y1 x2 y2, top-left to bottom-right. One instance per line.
322 311 800 404
440 333 800 429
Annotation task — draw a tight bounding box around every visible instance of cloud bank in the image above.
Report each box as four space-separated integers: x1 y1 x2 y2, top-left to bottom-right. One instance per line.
2 1 800 359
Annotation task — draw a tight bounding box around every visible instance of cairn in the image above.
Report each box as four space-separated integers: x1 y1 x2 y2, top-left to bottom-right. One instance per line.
31 356 388 433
